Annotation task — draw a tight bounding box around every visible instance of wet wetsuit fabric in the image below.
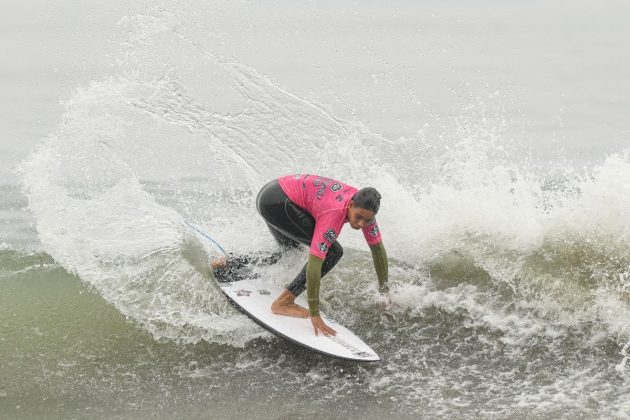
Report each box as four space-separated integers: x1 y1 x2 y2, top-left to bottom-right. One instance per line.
277 174 382 258
256 180 344 303
256 175 387 316
370 242 389 293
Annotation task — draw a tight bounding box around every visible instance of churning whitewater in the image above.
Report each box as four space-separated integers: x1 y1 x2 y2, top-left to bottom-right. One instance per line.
7 6 630 419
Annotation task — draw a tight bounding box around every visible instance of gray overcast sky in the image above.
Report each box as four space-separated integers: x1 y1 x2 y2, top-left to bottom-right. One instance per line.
2 0 629 182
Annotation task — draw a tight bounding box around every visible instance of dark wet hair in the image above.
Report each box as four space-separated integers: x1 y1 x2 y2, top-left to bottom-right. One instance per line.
352 187 382 214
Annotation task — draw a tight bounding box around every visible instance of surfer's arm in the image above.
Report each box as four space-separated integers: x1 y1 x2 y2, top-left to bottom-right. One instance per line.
306 254 324 316
369 241 389 293
306 255 337 336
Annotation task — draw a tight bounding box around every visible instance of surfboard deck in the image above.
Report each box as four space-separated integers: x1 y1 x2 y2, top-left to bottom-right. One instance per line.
216 276 380 362
185 221 379 361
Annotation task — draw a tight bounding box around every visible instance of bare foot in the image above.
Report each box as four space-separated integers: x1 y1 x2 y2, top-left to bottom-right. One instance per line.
211 257 227 269
271 289 310 318
271 302 310 318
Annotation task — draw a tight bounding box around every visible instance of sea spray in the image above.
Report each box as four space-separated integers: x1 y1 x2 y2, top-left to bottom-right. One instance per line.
12 6 630 417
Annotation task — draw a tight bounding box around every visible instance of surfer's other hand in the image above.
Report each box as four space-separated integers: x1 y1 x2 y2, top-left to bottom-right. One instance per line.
310 315 337 336
377 292 393 311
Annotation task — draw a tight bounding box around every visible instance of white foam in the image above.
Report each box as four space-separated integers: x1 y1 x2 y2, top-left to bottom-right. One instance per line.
18 6 630 356
392 282 562 346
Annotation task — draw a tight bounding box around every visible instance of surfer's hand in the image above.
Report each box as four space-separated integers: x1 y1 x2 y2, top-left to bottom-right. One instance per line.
377 292 393 311
310 315 337 336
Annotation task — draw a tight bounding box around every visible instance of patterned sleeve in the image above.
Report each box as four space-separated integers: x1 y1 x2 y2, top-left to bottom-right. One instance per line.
362 219 382 246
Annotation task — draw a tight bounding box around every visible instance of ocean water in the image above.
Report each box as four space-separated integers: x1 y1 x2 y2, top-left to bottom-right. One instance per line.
1 1 630 419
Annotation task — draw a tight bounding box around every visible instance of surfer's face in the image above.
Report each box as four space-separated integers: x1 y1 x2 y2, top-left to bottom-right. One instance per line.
347 201 376 230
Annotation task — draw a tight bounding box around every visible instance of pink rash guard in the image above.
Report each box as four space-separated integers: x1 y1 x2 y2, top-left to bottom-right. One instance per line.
278 174 382 259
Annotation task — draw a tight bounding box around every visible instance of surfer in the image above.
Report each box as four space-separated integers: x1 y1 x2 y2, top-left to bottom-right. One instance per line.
213 174 389 336
262 174 390 337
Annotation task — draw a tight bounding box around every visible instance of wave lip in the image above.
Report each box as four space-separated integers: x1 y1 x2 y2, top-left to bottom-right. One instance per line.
19 125 265 346
16 5 630 358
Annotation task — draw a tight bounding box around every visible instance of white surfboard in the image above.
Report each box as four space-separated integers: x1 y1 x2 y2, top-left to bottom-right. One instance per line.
217 277 380 362
185 222 379 361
